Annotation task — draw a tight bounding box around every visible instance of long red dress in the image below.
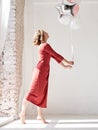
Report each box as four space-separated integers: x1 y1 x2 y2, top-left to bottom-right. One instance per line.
25 43 64 108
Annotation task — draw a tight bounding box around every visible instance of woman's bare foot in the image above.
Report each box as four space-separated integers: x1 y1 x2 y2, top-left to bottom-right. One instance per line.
19 112 26 124
37 116 48 124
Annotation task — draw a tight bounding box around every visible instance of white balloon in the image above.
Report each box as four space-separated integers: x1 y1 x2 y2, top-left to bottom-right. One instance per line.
70 16 80 30
58 15 71 25
75 0 81 4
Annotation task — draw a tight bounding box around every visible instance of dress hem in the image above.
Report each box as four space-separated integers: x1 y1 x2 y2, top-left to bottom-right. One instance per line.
25 97 47 108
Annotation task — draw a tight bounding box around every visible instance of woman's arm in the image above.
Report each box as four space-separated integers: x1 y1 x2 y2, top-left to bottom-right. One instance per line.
44 43 64 63
60 60 73 69
60 59 74 69
44 43 74 66
61 59 74 66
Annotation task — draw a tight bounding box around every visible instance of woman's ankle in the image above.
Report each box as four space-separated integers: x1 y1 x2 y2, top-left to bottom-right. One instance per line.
37 115 48 123
19 112 26 124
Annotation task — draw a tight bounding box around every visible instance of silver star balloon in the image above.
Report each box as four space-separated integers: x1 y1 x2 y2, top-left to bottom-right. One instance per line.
56 2 78 17
56 0 80 29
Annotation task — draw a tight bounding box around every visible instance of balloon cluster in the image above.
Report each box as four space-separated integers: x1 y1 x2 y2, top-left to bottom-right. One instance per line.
56 0 81 29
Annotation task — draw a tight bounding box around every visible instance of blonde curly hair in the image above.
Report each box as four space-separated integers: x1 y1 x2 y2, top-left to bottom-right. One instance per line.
33 30 45 45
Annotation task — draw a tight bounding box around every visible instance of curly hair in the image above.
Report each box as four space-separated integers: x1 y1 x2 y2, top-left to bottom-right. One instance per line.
33 30 45 45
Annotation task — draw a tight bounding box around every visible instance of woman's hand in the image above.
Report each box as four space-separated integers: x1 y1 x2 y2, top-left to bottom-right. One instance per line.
68 61 74 65
61 59 74 66
65 65 72 69
60 59 74 69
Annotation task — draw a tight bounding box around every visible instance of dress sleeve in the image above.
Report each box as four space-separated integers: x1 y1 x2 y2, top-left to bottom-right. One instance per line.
44 43 64 63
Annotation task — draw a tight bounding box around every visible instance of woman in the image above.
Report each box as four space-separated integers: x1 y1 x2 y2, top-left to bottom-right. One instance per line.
19 29 74 124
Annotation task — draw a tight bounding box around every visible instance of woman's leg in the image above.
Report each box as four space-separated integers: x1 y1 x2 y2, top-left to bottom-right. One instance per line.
37 106 47 123
19 98 29 124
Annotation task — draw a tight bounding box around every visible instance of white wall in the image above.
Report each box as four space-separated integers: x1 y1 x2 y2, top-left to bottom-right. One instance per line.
19 0 98 116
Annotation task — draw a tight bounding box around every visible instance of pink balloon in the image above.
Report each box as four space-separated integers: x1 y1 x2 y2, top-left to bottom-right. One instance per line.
67 0 76 3
72 4 79 16
67 0 81 3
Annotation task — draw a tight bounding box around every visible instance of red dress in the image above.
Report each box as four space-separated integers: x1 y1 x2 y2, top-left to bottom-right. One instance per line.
25 43 64 108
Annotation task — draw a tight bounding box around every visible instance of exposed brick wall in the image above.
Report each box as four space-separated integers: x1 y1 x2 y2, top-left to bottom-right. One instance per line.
0 54 3 116
0 0 25 117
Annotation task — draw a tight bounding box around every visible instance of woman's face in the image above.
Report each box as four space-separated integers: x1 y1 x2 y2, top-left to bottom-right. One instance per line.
44 32 49 41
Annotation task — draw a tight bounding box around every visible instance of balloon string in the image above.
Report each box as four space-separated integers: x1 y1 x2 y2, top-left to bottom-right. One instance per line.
71 44 74 61
61 0 64 4
70 28 74 61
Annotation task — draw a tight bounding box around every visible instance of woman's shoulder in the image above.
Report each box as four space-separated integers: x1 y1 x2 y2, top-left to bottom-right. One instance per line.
39 42 48 49
40 42 50 48
42 42 49 45
39 43 51 51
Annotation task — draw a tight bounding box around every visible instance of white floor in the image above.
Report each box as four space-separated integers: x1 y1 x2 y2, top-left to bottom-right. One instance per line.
0 117 14 127
1 115 98 130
